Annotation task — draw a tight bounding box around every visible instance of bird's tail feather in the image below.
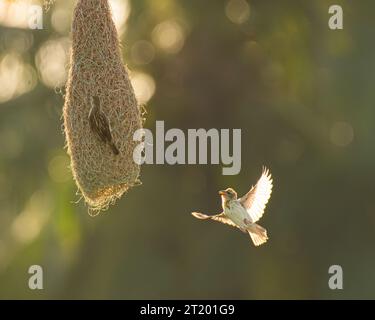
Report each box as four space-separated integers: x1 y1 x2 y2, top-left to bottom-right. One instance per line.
248 223 268 246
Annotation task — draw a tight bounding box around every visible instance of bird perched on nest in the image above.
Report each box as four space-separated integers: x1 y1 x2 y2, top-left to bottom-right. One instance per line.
192 167 273 246
88 96 119 155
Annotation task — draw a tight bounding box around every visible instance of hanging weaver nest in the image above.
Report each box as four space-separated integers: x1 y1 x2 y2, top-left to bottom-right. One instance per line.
63 0 143 214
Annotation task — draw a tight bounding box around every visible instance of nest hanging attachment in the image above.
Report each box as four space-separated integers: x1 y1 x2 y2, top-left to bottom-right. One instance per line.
63 0 143 214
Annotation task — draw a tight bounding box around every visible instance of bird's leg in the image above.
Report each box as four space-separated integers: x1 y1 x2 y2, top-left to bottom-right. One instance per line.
244 218 251 225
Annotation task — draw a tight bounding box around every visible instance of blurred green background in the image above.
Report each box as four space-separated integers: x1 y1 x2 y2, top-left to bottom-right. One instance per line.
0 0 374 299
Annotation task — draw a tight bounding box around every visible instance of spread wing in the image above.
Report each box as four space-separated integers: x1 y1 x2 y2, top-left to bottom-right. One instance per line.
239 166 273 223
191 212 239 229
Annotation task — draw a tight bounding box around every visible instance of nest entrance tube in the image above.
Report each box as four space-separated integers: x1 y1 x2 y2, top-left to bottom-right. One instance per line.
63 0 142 214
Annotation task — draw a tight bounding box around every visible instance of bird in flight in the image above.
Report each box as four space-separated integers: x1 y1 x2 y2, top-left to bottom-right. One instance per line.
88 96 119 155
192 167 273 246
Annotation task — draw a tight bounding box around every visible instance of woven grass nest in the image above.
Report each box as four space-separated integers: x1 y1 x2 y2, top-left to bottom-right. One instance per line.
63 0 143 214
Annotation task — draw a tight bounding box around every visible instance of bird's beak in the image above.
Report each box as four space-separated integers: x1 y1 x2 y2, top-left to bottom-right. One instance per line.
218 190 226 196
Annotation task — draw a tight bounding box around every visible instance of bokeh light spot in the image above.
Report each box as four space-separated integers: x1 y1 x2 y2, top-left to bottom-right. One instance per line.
131 71 156 105
330 121 354 147
225 0 250 25
0 53 37 103
0 0 36 29
35 37 70 89
109 0 131 36
152 20 185 54
51 5 72 34
11 189 53 244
